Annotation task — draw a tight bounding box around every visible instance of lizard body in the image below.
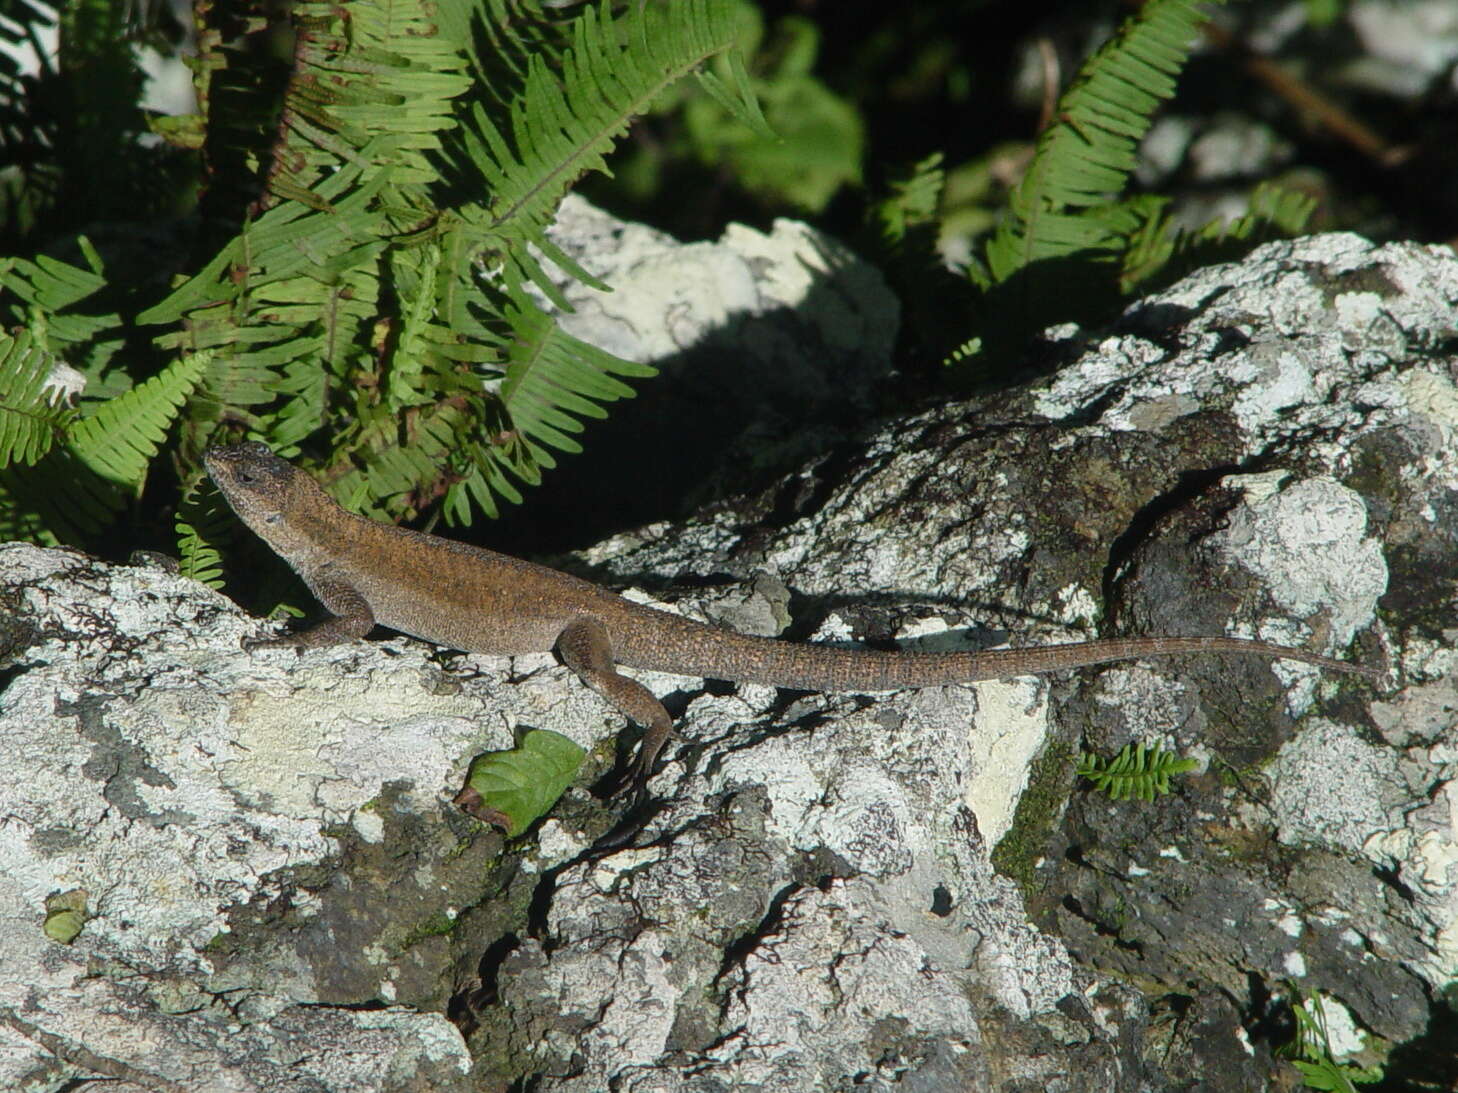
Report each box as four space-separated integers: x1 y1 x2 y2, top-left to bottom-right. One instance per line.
205 442 1379 787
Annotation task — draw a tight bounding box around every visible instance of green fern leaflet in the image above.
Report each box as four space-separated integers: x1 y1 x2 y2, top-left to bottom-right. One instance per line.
983 0 1225 282
1078 741 1198 802
69 352 210 489
1282 990 1385 1092
175 477 231 589
0 330 74 467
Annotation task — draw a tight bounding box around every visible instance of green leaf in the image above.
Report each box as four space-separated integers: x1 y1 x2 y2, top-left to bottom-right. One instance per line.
11 0 766 542
68 351 210 488
684 16 858 212
871 153 945 250
458 728 586 836
1283 990 1384 1091
144 0 735 528
498 291 656 456
1078 741 1198 802
0 252 107 317
453 0 757 302
0 446 127 542
0 248 121 373
0 329 74 467
1120 182 1317 294
984 0 1224 281
695 50 774 141
0 348 207 540
43 889 87 945
175 477 230 589
1291 1059 1359 1092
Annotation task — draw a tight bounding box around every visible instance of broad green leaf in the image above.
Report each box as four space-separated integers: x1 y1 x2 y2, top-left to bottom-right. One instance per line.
43 889 87 945
458 728 586 836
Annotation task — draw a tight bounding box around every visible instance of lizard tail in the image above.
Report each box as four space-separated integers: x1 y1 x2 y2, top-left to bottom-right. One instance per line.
616 615 1379 690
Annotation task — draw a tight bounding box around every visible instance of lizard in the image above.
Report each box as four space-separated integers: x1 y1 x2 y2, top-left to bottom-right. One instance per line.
204 441 1381 791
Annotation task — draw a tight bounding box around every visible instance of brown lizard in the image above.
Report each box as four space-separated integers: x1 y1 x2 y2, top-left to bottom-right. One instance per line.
205 442 1381 790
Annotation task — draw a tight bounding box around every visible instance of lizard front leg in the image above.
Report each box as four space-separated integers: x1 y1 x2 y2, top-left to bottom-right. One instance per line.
556 616 673 794
246 569 375 651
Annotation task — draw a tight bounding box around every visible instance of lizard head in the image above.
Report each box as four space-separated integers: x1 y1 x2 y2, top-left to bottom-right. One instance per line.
205 442 329 551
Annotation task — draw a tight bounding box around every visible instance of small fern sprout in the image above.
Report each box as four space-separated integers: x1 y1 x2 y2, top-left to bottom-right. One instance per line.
1077 741 1198 802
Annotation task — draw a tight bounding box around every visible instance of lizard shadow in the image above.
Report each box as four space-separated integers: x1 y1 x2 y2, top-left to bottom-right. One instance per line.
558 570 1101 649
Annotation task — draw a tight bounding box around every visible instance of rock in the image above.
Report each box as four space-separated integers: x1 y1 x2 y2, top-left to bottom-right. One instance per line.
0 544 479 1091
1 232 1453 1090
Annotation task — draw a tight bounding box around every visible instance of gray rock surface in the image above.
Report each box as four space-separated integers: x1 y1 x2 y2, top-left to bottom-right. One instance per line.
571 232 1454 1084
0 545 481 1091
1 232 1453 1091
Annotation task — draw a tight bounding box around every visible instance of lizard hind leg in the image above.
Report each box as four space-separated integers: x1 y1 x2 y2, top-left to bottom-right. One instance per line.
556 616 674 795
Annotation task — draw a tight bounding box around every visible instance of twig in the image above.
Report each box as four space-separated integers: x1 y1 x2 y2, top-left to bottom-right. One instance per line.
0 1004 192 1093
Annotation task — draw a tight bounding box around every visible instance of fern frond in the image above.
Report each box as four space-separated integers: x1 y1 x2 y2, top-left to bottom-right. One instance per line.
328 401 473 519
1240 181 1318 235
497 291 656 456
0 244 121 366
0 329 74 466
149 0 755 529
1114 194 1179 292
1283 990 1385 1091
942 337 983 366
1120 181 1316 293
69 352 209 488
984 0 1224 281
1078 741 1198 802
286 0 472 202
872 153 946 251
263 356 330 452
138 0 472 518
175 477 230 589
694 44 773 140
0 446 125 541
438 0 574 92
0 251 106 315
141 0 468 326
422 291 662 527
355 284 657 523
454 0 756 307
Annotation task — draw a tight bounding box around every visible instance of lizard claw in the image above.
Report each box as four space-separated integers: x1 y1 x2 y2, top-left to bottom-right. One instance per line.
595 744 658 801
